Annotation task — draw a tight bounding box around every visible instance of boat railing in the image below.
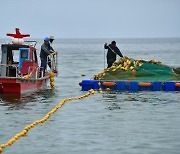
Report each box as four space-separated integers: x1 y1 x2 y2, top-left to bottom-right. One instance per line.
36 67 45 79
24 41 37 47
0 64 18 77
28 66 37 79
47 52 58 72
27 66 45 79
36 67 42 79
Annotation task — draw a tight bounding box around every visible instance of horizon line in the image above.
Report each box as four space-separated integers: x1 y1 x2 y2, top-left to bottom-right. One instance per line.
0 37 180 40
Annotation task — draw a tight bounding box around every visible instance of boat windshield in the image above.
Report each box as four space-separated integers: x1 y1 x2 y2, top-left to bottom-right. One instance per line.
11 50 19 65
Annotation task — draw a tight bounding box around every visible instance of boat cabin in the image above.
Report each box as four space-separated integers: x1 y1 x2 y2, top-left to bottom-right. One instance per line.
0 43 38 77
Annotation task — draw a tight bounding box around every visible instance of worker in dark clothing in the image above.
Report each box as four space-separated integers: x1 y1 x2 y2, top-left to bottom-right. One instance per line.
49 35 55 44
40 37 51 77
47 36 56 69
104 41 123 68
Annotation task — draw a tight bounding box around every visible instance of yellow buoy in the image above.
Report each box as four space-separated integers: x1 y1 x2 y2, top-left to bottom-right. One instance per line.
124 66 128 71
50 82 54 87
111 66 116 69
139 63 143 67
130 66 134 70
124 56 129 59
127 60 131 65
135 61 140 65
123 62 127 67
121 67 125 70
106 88 110 91
119 59 123 64
50 72 55 78
50 77 54 82
0 144 6 149
22 74 31 79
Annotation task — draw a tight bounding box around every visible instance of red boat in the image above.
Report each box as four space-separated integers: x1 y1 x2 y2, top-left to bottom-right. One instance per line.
0 28 57 94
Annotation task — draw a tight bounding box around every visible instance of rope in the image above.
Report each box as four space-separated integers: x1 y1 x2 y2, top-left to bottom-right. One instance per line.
0 89 96 153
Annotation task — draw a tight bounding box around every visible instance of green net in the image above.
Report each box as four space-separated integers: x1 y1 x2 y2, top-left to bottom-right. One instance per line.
94 56 180 81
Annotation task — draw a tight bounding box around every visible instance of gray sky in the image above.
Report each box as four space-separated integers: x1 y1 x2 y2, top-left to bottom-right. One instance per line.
0 0 180 38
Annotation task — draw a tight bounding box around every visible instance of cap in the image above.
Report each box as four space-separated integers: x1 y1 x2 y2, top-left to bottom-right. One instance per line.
49 36 54 40
111 41 116 44
44 37 50 42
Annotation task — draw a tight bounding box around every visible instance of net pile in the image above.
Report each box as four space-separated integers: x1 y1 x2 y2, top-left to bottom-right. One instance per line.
94 56 180 81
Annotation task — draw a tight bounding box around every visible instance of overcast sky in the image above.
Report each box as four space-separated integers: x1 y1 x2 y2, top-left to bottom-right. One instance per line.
0 0 180 38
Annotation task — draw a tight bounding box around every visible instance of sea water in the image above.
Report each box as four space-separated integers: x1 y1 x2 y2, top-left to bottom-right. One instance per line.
0 38 180 154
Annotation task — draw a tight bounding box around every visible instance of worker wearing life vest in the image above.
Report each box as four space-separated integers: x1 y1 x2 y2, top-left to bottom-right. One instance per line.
104 41 123 68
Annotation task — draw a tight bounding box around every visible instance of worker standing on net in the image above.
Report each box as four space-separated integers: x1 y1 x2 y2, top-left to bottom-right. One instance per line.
104 41 123 68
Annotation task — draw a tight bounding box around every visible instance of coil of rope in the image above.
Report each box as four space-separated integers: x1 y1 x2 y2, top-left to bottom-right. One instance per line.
0 89 96 153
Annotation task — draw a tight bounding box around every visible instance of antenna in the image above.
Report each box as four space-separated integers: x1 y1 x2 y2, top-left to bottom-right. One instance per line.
6 28 30 44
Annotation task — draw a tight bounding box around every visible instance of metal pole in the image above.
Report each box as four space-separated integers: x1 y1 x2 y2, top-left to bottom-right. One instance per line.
104 48 106 69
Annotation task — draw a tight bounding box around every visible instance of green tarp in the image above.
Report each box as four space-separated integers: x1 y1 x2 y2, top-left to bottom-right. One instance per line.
94 56 180 81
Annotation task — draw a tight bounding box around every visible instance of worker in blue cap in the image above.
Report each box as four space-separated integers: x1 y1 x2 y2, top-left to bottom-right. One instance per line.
40 37 52 77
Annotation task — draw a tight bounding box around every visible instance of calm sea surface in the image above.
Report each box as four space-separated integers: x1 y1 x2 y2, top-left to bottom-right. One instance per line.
0 38 180 154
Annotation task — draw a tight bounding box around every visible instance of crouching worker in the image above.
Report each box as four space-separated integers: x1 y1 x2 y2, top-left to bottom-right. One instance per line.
104 41 123 68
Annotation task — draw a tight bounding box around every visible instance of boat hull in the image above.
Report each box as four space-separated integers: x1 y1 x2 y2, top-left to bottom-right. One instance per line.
0 76 50 94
